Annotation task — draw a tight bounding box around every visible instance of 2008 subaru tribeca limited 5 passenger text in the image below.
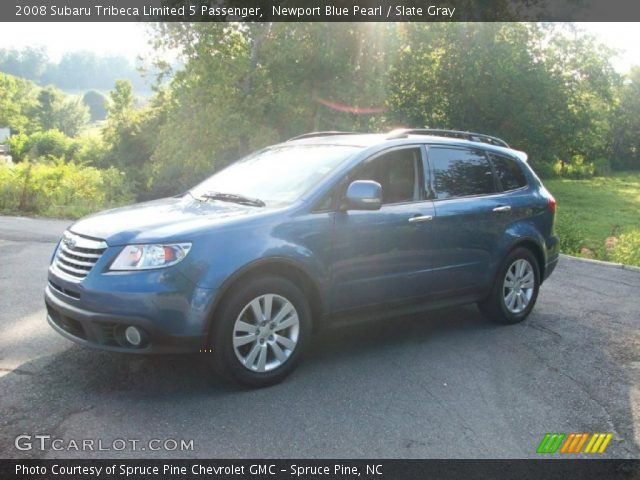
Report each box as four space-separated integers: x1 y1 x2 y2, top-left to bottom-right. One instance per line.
46 129 559 387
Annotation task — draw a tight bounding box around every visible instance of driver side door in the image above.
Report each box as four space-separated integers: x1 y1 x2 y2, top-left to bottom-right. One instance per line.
330 146 437 313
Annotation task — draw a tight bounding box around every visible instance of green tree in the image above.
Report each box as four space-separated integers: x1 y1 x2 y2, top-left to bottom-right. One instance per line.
0 72 39 133
35 87 60 131
54 98 90 137
385 23 619 170
107 79 135 119
0 46 48 82
611 67 640 170
34 86 89 136
149 23 397 195
101 80 165 196
82 90 108 122
44 51 147 91
544 26 619 164
140 21 626 198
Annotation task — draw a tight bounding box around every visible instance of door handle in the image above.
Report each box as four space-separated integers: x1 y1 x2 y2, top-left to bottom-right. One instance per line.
492 205 512 213
408 215 433 223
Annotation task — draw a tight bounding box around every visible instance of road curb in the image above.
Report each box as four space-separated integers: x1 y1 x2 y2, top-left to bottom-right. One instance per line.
560 254 640 273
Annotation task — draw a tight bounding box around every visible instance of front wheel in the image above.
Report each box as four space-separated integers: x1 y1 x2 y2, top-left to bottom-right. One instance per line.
210 276 312 387
478 248 540 324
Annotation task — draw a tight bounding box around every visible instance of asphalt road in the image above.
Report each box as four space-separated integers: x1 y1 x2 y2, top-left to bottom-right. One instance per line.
0 215 638 459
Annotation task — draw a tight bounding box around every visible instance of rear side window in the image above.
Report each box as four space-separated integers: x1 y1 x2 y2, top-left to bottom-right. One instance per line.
490 153 527 191
430 147 495 199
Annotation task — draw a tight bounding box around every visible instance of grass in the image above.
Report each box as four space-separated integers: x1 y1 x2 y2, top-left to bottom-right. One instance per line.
544 171 640 258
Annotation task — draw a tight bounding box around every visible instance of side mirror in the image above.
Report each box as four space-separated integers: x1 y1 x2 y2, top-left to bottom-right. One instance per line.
343 180 382 211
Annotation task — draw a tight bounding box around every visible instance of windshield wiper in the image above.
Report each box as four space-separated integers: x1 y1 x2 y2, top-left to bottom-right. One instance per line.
199 191 266 207
183 190 197 200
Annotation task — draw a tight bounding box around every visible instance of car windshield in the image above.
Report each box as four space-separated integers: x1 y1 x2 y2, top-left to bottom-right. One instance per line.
190 144 359 206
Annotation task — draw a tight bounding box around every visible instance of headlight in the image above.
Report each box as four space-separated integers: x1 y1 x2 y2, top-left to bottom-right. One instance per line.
110 243 192 270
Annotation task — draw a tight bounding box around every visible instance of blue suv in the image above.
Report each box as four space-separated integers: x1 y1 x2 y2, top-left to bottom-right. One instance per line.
45 129 559 387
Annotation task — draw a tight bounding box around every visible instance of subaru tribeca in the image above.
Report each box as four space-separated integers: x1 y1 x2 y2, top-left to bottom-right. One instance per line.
45 129 559 387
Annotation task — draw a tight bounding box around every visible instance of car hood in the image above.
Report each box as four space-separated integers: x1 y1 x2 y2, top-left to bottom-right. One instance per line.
69 196 274 245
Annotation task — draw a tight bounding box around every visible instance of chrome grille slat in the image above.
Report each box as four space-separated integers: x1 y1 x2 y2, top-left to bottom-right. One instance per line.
58 259 90 271
59 243 102 259
54 231 107 281
57 262 92 276
57 250 96 268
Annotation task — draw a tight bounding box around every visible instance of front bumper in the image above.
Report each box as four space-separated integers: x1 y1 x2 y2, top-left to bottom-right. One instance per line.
45 274 213 354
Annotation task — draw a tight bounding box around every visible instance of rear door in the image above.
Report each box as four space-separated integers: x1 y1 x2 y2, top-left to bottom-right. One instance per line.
426 146 510 296
487 152 531 218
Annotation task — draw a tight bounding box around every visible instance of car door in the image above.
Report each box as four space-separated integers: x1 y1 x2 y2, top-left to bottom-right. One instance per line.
426 146 511 296
330 146 437 313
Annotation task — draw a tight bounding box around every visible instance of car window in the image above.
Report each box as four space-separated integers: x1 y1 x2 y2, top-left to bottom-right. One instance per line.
352 148 421 204
489 153 527 191
312 189 335 212
430 147 495 199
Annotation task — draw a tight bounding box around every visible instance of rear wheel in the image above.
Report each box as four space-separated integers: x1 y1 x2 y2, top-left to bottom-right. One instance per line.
478 248 540 324
210 276 311 387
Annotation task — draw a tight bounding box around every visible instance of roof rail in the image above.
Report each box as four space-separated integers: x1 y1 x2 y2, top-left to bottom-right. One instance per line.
387 128 509 148
287 131 360 142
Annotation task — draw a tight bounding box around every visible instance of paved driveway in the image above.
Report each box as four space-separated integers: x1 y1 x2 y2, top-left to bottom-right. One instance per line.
0 215 638 459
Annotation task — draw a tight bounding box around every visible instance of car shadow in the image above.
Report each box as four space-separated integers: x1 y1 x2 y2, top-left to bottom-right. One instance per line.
0 305 492 453
308 304 496 364
1 300 637 459
4 304 492 396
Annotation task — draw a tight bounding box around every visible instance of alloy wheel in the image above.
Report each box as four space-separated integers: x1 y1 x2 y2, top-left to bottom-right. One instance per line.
232 294 300 372
502 258 535 314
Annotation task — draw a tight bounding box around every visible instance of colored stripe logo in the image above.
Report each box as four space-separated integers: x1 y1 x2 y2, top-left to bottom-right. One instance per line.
537 433 612 454
584 433 613 453
537 433 565 453
560 433 589 453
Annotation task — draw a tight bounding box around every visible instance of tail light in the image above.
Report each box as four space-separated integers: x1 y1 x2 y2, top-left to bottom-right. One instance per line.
548 194 557 213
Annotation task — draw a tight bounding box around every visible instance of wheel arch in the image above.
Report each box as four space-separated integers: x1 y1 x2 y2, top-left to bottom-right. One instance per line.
205 257 325 334
508 238 546 281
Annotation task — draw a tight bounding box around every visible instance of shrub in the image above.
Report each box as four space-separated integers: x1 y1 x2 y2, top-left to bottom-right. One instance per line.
0 159 134 218
554 212 585 256
532 161 558 179
0 164 20 209
73 132 109 166
557 155 595 179
609 230 640 267
25 129 75 161
6 133 29 161
7 130 79 163
6 129 104 164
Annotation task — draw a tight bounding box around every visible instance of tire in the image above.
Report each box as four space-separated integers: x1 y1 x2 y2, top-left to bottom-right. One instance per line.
210 276 312 388
478 247 540 325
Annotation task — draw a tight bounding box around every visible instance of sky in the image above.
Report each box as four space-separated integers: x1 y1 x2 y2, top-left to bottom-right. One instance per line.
0 23 156 61
575 23 640 72
0 22 638 72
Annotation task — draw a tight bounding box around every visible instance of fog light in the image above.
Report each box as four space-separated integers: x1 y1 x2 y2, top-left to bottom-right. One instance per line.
125 326 142 346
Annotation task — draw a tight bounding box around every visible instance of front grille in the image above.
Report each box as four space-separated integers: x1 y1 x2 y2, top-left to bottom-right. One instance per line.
54 231 107 280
